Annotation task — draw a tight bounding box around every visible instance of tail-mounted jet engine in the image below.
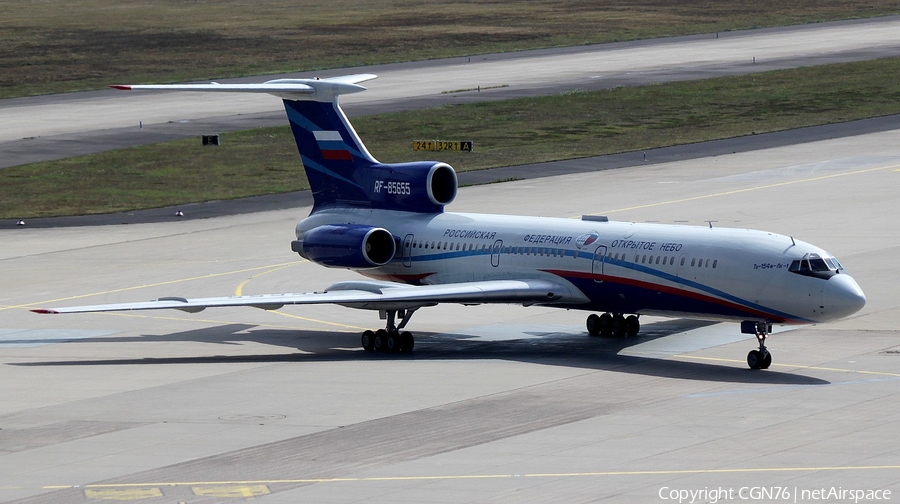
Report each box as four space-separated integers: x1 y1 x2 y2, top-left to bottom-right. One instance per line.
292 224 396 269
356 162 457 213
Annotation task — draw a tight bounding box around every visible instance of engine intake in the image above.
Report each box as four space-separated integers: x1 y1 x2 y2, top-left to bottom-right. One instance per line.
355 161 457 213
293 224 396 269
426 163 457 206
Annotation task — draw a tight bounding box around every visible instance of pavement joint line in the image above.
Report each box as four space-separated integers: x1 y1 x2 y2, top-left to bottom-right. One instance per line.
37 464 900 489
585 164 896 216
2 260 306 311
672 354 900 377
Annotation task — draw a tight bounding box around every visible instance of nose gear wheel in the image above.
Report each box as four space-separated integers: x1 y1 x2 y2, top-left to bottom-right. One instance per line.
747 322 772 370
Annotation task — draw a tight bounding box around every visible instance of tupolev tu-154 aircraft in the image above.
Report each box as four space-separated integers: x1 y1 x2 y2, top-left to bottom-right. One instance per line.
33 74 866 370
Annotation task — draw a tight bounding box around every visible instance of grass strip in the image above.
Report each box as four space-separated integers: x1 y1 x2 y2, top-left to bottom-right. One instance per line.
3 57 900 219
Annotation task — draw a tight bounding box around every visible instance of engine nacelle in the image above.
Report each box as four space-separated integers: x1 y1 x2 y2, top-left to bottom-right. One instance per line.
358 161 458 213
293 224 396 269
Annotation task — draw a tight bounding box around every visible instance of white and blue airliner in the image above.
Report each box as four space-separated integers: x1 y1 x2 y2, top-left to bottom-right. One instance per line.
33 75 867 369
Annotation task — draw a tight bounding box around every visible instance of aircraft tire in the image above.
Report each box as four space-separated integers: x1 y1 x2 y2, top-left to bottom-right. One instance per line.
625 315 640 337
599 313 613 336
747 350 762 369
586 314 601 336
400 331 414 352
386 331 401 352
760 351 772 369
361 330 376 351
612 314 627 337
374 329 388 352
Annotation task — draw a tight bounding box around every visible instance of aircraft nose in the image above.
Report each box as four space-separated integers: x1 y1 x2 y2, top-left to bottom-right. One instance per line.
824 273 866 319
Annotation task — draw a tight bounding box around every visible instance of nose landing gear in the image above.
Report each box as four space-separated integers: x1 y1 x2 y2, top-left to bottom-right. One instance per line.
744 321 772 370
361 309 417 353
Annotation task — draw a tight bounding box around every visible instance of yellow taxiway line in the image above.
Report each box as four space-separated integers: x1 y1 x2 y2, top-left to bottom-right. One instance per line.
585 164 894 216
40 463 900 490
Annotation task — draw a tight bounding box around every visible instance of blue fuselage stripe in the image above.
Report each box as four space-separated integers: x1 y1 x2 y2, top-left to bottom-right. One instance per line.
400 248 806 322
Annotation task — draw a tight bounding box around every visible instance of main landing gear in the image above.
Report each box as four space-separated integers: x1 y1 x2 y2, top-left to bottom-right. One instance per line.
360 309 417 353
745 321 773 370
586 313 640 337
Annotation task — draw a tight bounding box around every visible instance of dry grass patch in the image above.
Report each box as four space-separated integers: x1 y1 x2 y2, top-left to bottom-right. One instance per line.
4 57 900 218
1 0 898 97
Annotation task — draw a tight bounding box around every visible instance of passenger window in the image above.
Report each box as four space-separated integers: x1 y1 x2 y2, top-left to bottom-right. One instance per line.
680 257 685 266
655 256 660 264
713 259 717 268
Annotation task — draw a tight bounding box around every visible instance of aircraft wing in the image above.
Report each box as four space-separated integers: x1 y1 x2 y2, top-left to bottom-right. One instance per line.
31 278 581 315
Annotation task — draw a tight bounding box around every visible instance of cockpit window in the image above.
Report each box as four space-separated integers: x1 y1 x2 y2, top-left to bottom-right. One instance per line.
789 253 840 279
809 257 830 272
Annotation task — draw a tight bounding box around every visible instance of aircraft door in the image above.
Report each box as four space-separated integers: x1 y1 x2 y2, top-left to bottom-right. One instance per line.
491 239 503 267
676 252 690 279
592 245 607 282
402 234 414 267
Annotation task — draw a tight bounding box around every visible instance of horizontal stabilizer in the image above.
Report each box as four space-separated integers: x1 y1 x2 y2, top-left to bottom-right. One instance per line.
110 74 377 101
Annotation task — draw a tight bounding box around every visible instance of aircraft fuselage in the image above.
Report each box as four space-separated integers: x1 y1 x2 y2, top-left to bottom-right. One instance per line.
297 209 866 326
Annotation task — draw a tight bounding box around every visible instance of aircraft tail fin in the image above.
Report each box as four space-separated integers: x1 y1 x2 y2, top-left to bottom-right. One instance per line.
112 74 457 213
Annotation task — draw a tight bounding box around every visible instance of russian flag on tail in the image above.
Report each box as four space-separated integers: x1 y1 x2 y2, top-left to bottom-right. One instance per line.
313 130 354 161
